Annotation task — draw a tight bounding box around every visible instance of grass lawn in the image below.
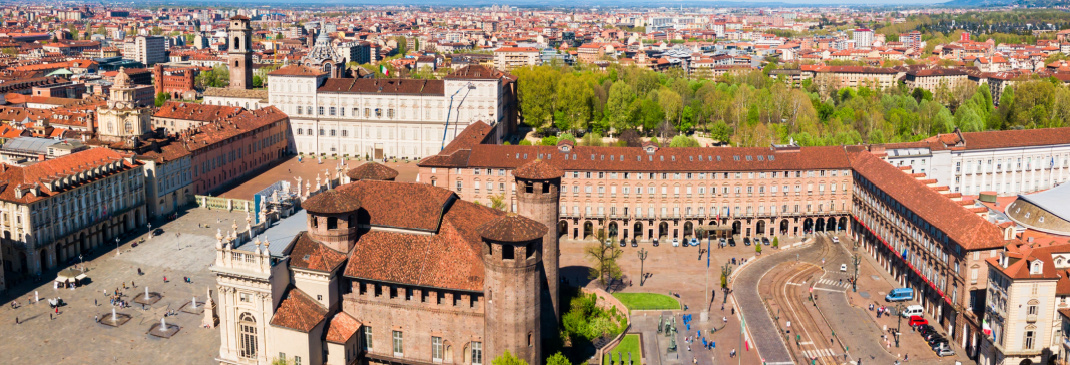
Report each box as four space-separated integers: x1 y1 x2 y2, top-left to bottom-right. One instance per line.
613 293 681 311
603 334 642 365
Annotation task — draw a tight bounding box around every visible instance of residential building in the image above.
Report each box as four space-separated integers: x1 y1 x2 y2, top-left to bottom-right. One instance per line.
493 47 541 71
124 35 167 66
904 67 970 93
853 29 874 49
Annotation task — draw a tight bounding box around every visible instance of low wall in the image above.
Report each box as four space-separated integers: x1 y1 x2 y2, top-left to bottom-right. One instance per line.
584 287 633 365
195 196 254 212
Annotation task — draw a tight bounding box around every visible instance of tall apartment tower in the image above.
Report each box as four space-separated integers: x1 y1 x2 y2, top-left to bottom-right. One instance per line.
227 15 253 90
512 159 564 326
480 214 545 365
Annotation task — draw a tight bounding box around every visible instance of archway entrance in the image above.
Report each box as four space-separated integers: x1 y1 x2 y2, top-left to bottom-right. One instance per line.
731 221 742 236
756 220 767 236
558 221 568 238
683 222 694 238
803 218 814 233
658 222 669 239
633 222 644 240
779 220 789 235
583 222 594 240
38 248 47 272
826 218 837 232
816 218 826 232
18 252 27 273
608 222 619 239
838 217 848 232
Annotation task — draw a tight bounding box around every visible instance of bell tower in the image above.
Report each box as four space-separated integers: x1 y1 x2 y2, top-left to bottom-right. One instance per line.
480 214 545 365
227 15 253 90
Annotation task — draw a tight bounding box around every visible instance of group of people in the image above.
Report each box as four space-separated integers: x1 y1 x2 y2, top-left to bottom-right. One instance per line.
871 304 892 318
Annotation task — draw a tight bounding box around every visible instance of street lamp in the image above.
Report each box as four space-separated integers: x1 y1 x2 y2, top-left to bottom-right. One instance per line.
440 82 477 151
895 302 905 347
637 248 648 286
115 237 120 256
852 254 860 292
78 254 84 272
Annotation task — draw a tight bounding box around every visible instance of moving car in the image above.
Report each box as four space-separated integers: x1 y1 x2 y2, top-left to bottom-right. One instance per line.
832 236 840 243
840 264 848 272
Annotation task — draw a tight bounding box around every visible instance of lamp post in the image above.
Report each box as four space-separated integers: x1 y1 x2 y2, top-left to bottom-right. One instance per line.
638 248 648 286
439 82 476 151
115 237 120 256
78 254 84 272
852 254 860 292
895 302 905 347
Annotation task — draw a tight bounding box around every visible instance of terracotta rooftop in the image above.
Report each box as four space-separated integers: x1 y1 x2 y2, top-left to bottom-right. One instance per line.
318 78 444 95
288 233 348 272
479 213 547 243
268 65 328 77
849 150 1008 251
324 312 362 344
512 158 564 180
303 189 362 215
269 288 328 333
345 161 398 181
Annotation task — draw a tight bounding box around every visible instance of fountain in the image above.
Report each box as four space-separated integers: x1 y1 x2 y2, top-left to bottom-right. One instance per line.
192 297 197 309
97 307 131 327
148 315 180 338
181 295 205 314
134 286 162 306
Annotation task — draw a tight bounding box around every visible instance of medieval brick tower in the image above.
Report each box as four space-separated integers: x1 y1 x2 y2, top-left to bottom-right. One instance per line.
227 15 253 90
480 214 545 365
512 160 563 327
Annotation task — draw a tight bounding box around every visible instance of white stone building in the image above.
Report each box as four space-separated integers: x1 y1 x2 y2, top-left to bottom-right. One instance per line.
266 64 514 160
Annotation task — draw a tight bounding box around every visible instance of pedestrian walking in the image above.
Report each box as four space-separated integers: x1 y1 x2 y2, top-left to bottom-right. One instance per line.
94 299 97 306
50 313 52 320
15 316 18 325
132 281 135 288
95 315 98 323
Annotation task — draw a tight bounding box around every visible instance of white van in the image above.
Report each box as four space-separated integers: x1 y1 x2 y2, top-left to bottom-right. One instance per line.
900 305 924 318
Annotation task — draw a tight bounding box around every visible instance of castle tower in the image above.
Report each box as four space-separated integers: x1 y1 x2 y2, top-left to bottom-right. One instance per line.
227 15 253 89
512 159 563 325
480 214 546 365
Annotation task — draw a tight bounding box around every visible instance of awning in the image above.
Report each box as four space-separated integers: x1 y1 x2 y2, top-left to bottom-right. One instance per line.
75 273 87 281
702 226 733 231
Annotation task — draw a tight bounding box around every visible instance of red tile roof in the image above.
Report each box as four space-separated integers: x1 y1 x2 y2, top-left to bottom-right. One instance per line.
303 189 362 215
849 150 1008 250
324 311 362 344
513 158 564 180
268 65 327 77
288 233 347 272
270 288 328 333
479 213 547 243
0 147 137 204
317 78 444 95
345 161 398 181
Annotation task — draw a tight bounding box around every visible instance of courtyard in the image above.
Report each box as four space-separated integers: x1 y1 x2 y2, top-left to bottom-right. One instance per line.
0 208 245 364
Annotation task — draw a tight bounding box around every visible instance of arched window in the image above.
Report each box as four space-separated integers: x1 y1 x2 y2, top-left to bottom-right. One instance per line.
238 312 258 358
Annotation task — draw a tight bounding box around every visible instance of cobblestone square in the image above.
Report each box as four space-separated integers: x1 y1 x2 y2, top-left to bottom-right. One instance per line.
0 209 247 364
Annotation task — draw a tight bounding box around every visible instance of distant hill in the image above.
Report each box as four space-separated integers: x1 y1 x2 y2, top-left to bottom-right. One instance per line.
943 0 1070 7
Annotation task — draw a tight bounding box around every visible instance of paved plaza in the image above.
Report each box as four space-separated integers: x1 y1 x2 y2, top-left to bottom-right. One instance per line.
217 155 421 200
0 208 246 364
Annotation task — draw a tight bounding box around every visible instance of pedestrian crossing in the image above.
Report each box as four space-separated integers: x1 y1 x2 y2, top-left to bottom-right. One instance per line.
816 278 850 290
801 348 838 359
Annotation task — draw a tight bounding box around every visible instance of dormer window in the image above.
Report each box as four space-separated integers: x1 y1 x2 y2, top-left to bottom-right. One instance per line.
1031 260 1042 275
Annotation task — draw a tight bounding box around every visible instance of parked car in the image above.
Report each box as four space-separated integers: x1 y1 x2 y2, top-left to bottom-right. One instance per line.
885 288 914 302
652 238 659 247
672 238 680 247
619 238 626 247
743 238 751 246
631 239 638 247
728 238 736 247
901 305 925 318
928 337 949 348
719 238 726 247
762 237 770 245
934 344 955 357
689 238 700 247
909 316 928 327
832 236 840 243
840 264 848 272
917 325 935 336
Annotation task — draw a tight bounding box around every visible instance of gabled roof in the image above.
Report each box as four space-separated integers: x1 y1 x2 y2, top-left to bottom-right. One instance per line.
270 288 328 333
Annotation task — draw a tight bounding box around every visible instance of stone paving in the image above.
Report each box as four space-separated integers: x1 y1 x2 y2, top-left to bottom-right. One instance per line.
0 208 246 364
561 234 806 365
216 155 421 200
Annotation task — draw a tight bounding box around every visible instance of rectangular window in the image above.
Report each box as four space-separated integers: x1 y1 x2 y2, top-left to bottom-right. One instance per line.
472 342 483 365
318 106 324 115
432 336 443 363
392 330 403 356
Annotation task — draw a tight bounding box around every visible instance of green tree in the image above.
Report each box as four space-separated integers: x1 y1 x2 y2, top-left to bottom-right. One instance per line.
488 194 507 211
555 74 593 133
395 36 409 55
709 121 732 144
756 242 762 255
154 92 171 107
669 134 700 147
772 237 779 248
492 351 529 365
252 75 263 88
605 82 637 132
514 66 558 130
547 352 571 365
585 240 623 289
194 65 229 89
